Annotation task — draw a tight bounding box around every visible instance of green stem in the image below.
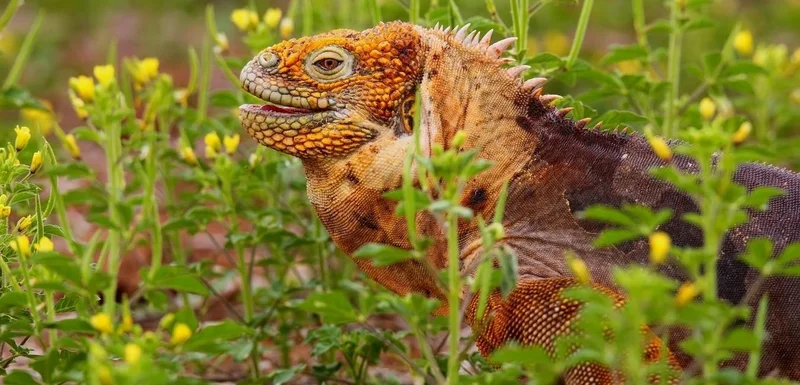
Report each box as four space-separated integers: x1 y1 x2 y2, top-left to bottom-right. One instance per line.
302 0 312 36
3 10 43 89
102 121 124 315
445 211 460 385
0 0 21 33
366 0 381 24
632 0 648 47
663 1 683 138
196 37 212 123
409 0 419 24
566 0 593 69
145 132 164 281
14 243 42 342
746 297 768 378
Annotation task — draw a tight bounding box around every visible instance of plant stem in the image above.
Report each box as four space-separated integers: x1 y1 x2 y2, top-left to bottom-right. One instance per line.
366 0 381 24
3 10 43 89
302 0 312 36
663 1 683 138
145 131 164 281
566 0 593 69
409 0 419 24
0 0 21 33
445 211 460 384
102 120 124 315
632 0 648 47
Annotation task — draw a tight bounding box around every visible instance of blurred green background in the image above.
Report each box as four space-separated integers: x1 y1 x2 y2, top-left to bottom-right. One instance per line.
2 0 798 135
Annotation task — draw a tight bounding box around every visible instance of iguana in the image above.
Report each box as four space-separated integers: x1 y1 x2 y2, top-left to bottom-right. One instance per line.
237 21 800 382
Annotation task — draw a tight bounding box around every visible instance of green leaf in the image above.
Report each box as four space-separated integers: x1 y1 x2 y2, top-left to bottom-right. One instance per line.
3 370 40 385
743 186 785 211
722 61 769 77
45 318 94 333
297 291 358 325
721 327 760 352
580 205 635 226
740 238 773 272
0 86 46 109
148 266 210 296
0 292 28 311
185 320 251 350
210 90 242 107
270 364 306 385
593 229 641 248
44 163 94 179
601 44 649 65
354 243 413 267
31 252 83 284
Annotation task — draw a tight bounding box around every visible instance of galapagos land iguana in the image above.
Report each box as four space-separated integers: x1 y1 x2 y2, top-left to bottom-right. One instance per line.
237 21 800 382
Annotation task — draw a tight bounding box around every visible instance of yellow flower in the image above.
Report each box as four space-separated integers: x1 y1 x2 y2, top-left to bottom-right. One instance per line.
649 231 671 264
96 366 113 385
204 132 221 152
90 313 114 334
181 146 198 165
732 121 752 144
0 194 7 205
205 145 218 160
93 64 115 87
215 33 229 53
34 236 54 252
792 48 800 65
16 215 33 231
615 60 642 75
567 254 590 284
675 282 699 306
279 18 294 39
543 31 570 56
69 75 95 101
699 97 716 120
69 94 89 119
648 136 672 161
120 314 134 332
231 8 259 31
792 89 800 104
29 151 43 174
64 134 82 160
21 100 55 136
223 134 240 154
264 8 282 28
14 125 31 152
734 30 754 56
0 205 10 219
132 58 160 84
9 235 31 257
124 343 142 364
170 323 192 345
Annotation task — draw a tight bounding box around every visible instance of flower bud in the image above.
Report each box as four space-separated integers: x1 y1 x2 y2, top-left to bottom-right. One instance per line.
170 323 192 345
231 8 259 31
451 130 466 149
14 125 31 152
90 312 114 334
16 215 33 231
215 33 229 53
29 151 43 174
64 134 82 160
486 222 505 240
159 312 175 329
649 231 671 264
699 97 716 120
204 132 221 152
279 18 294 39
181 146 198 165
648 136 672 161
0 205 10 219
264 8 282 28
69 94 89 119
223 134 240 155
732 121 752 145
675 282 699 306
96 366 113 385
734 30 754 57
567 255 590 284
124 343 142 364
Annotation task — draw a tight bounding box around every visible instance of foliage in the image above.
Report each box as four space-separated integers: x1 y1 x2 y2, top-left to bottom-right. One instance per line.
0 0 799 384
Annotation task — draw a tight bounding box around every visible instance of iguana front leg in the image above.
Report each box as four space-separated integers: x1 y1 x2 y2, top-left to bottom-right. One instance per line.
466 277 681 384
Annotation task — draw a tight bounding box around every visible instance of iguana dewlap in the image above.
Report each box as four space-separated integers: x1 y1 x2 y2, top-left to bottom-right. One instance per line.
238 22 800 381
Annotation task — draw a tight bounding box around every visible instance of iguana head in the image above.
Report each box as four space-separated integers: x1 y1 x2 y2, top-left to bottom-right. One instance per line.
238 22 422 159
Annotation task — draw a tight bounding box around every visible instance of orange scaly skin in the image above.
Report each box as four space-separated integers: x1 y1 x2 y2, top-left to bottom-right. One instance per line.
239 22 800 381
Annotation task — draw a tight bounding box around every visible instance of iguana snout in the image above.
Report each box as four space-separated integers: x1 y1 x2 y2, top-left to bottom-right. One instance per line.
238 22 422 159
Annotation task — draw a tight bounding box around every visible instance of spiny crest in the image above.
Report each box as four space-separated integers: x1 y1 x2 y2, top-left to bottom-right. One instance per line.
430 23 637 139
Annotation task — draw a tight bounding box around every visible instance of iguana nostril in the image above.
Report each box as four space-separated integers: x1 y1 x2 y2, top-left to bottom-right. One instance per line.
258 52 278 68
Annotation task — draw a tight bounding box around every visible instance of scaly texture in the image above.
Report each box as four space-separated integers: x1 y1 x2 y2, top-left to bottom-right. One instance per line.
239 21 800 382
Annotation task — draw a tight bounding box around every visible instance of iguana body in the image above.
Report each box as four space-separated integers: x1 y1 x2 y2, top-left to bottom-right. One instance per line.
238 22 800 381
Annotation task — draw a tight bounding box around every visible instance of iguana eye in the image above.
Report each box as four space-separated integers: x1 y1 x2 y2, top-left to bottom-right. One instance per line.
305 46 355 82
314 58 343 71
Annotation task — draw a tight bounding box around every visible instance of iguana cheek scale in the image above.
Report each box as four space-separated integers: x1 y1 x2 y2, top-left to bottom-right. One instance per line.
239 22 800 382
